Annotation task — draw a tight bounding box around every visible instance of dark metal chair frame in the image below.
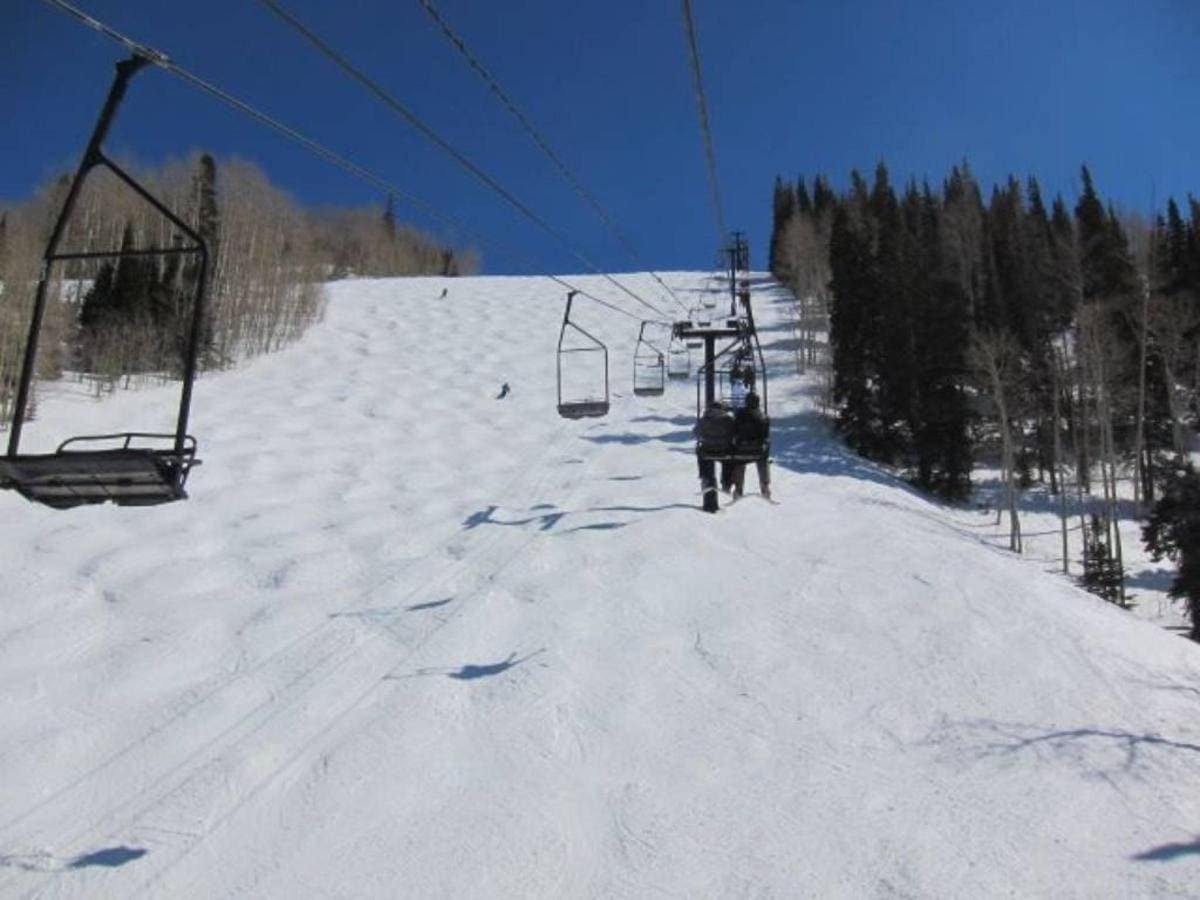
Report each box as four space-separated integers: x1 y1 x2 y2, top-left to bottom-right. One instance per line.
667 336 691 380
632 321 666 397
556 290 609 419
0 55 208 510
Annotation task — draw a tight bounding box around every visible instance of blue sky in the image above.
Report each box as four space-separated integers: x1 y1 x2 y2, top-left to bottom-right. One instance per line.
3 0 1198 275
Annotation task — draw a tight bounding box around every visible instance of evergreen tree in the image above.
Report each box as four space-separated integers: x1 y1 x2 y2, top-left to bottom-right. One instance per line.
828 203 880 454
383 192 397 241
768 176 797 279
911 184 972 498
795 177 813 216
811 175 836 219
78 261 116 332
870 163 917 463
1080 514 1127 606
1075 166 1137 304
1142 463 1200 641
192 154 220 258
185 154 219 366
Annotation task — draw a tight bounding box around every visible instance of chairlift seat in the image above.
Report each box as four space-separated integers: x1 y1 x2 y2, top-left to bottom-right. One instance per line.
697 438 769 464
633 386 665 397
0 433 197 509
557 401 609 419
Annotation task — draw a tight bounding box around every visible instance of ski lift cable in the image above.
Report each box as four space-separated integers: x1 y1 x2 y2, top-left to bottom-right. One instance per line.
257 0 672 323
415 0 689 316
38 0 654 326
680 0 728 249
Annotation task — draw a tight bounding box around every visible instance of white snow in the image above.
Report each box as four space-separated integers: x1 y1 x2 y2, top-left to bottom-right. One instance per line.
1 272 1198 899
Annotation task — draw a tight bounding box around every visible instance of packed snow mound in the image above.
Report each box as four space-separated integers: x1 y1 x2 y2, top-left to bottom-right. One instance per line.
1 273 1198 899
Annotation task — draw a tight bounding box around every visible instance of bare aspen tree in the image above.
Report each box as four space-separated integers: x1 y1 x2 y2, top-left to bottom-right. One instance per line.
970 328 1024 553
1051 338 1071 573
1078 304 1131 603
1147 295 1200 461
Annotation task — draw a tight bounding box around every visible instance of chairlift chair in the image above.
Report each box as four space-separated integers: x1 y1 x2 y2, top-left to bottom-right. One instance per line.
667 337 691 379
632 322 666 397
556 291 609 418
683 306 704 348
0 56 206 511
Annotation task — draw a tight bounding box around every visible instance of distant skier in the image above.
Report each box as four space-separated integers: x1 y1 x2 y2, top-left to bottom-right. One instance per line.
496 382 511 399
439 287 448 299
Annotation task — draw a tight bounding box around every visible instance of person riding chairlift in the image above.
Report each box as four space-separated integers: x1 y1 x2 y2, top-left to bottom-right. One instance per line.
731 391 771 501
695 400 735 510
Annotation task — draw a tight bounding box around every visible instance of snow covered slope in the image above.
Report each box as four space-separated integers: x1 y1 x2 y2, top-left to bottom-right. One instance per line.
1 273 1198 899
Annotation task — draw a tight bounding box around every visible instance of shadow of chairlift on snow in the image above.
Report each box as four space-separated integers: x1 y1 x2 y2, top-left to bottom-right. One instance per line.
1131 837 1200 862
386 648 546 682
0 846 148 874
461 504 566 532
68 847 147 869
460 498 691 533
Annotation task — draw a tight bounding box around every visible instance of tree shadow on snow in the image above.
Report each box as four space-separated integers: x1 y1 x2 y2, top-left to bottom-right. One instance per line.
1127 568 1177 593
768 409 925 495
929 718 1200 777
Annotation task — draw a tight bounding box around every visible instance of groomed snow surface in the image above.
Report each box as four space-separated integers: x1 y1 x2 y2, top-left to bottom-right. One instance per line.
1 273 1198 899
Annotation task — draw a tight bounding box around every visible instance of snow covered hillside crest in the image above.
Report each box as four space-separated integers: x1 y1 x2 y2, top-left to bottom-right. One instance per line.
1 273 1198 898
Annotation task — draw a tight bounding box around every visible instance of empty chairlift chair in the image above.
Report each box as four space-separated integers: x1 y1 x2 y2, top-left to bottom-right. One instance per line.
632 322 666 397
556 290 609 419
667 336 691 379
0 55 206 510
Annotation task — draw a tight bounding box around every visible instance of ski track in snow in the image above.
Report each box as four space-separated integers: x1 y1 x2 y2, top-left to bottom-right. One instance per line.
1 273 1199 899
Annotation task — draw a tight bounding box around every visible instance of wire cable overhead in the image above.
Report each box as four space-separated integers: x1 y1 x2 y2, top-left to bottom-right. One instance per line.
680 0 728 249
258 0 672 323
39 0 653 324
416 0 688 316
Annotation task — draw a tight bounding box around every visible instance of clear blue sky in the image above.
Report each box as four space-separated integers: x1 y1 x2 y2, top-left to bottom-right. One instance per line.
3 0 1198 275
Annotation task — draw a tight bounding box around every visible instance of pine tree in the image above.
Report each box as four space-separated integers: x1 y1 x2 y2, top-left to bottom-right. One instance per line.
912 184 972 498
795 177 813 217
193 154 220 259
383 193 397 241
1142 463 1200 640
769 176 797 280
1080 514 1127 606
870 163 917 463
829 203 880 455
811 175 836 219
1075 166 1137 305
